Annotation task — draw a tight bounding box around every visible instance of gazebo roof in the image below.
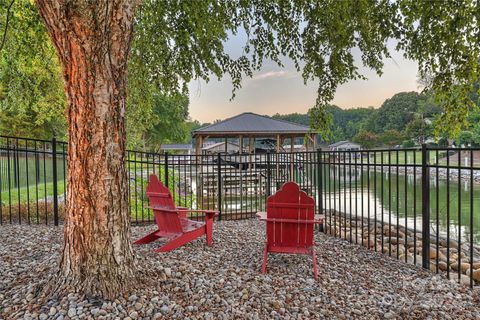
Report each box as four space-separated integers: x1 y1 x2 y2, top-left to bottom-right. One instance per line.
193 112 310 136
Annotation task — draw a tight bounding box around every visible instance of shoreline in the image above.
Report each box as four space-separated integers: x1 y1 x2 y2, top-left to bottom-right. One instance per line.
324 209 480 285
326 163 480 185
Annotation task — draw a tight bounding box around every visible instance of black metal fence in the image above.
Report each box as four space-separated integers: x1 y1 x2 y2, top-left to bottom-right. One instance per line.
320 145 480 287
125 150 321 222
0 136 66 225
0 136 321 225
2 135 480 286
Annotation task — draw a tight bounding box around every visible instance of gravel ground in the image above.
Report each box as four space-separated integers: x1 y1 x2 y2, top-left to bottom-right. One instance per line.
1 220 480 319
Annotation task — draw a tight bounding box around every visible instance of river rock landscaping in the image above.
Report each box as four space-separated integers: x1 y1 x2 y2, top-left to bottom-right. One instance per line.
1 220 480 319
325 210 480 286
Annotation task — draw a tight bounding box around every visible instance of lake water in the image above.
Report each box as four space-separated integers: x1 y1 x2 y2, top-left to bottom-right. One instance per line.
322 166 480 245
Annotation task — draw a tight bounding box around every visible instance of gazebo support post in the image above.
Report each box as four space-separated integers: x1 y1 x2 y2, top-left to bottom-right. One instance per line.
239 135 243 154
290 136 295 180
275 134 283 186
196 135 204 155
248 137 254 170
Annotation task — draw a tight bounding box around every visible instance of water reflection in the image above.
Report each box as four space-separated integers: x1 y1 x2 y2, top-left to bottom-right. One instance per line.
323 165 480 245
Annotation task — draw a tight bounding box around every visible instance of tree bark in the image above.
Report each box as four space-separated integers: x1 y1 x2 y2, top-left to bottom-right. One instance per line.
35 0 138 298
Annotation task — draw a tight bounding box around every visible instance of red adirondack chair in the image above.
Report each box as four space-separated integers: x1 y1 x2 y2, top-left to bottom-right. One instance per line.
257 182 323 279
135 175 218 252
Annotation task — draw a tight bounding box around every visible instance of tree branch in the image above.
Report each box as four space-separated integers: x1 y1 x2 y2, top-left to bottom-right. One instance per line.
0 0 15 52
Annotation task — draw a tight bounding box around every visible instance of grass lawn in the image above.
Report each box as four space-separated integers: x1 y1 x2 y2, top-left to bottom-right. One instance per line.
369 150 445 165
0 180 66 205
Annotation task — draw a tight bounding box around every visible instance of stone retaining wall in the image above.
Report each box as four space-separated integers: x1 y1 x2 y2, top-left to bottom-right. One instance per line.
324 209 480 286
331 163 480 184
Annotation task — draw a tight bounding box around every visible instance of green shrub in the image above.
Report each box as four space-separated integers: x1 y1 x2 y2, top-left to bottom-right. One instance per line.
402 139 415 148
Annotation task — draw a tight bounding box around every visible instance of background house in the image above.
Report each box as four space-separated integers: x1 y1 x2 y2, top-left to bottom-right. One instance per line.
160 143 193 154
329 141 361 151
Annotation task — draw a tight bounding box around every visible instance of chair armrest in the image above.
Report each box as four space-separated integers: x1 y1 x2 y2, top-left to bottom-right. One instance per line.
147 206 218 220
146 206 177 212
204 211 217 220
177 208 218 220
257 211 323 224
177 208 219 214
259 218 321 224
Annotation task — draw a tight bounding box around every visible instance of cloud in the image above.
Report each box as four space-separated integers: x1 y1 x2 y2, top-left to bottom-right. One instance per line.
251 70 293 81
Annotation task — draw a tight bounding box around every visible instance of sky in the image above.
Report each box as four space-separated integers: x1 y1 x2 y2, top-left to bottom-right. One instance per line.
188 38 420 124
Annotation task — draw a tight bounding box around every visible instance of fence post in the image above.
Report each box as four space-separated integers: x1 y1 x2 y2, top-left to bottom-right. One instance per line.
52 137 59 226
317 149 323 213
217 153 222 221
164 152 169 188
13 144 18 188
266 152 271 196
421 144 430 269
317 149 324 232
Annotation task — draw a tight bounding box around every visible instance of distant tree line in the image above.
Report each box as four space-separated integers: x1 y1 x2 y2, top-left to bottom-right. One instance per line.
272 88 480 149
138 84 480 150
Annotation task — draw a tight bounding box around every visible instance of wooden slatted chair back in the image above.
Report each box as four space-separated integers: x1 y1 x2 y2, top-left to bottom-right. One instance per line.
146 175 183 234
266 182 315 249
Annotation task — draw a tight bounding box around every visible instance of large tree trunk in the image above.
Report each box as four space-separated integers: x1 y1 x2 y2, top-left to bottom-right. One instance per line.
36 0 138 298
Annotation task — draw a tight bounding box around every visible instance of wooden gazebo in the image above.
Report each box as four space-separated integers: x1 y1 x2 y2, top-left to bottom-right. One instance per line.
192 112 316 155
